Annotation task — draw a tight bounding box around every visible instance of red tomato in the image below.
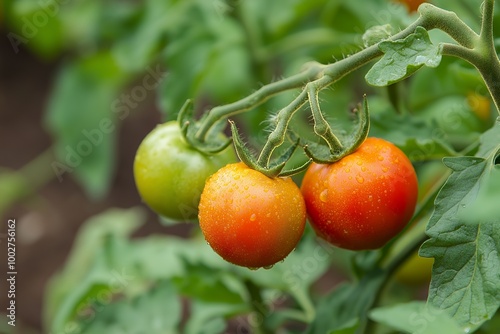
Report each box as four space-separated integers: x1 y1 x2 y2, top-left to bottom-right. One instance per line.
395 0 427 13
300 137 418 250
198 162 306 268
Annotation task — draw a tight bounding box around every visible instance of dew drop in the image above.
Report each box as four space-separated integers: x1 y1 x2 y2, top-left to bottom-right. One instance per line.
361 166 367 172
263 264 274 270
320 189 328 202
250 213 257 221
356 160 363 166
248 267 259 271
368 195 373 201
356 176 364 184
461 204 466 208
344 168 351 173
378 155 384 161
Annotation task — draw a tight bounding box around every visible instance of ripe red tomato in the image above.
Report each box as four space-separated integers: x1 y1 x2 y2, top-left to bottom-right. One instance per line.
395 0 427 13
300 137 418 250
198 162 306 268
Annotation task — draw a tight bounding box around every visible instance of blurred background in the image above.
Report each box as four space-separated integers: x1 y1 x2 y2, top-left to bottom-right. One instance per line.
0 0 494 333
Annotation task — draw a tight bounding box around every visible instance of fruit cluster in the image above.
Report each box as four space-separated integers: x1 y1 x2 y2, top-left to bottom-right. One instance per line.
134 123 418 268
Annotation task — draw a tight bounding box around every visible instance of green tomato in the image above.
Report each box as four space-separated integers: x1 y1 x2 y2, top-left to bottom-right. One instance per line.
134 121 236 221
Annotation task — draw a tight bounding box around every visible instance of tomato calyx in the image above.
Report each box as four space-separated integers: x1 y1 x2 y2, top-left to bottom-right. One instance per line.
229 120 312 178
177 99 232 155
302 95 371 164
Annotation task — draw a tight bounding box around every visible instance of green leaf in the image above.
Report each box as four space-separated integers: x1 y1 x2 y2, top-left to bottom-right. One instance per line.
44 52 129 199
370 113 456 162
369 301 463 334
185 301 247 334
327 318 359 334
78 281 181 334
158 10 250 119
112 0 183 72
44 208 146 332
420 121 500 330
306 271 387 334
366 26 442 87
8 0 64 58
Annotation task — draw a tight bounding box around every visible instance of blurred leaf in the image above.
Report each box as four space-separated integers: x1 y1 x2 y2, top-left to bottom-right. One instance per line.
370 113 456 162
44 207 145 332
172 265 245 304
112 0 185 72
44 52 129 199
185 301 248 334
366 27 442 87
420 120 500 330
369 301 462 334
78 280 181 334
327 319 359 334
158 8 251 119
7 0 64 58
306 271 387 333
408 59 485 112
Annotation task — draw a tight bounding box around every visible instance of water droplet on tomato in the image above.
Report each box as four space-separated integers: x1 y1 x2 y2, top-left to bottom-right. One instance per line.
382 167 388 173
263 264 274 270
248 267 259 271
320 189 328 202
250 213 257 221
356 160 363 166
361 166 367 172
368 195 373 201
356 176 364 184
378 155 384 161
344 168 351 173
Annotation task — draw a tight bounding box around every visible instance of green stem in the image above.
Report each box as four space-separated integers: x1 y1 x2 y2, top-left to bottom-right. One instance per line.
195 3 490 144
307 76 343 152
244 280 273 334
257 89 308 166
441 0 500 115
1 149 56 215
477 0 500 115
195 62 324 141
417 3 480 48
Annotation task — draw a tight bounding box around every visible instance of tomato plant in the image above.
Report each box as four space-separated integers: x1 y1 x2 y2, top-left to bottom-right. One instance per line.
198 162 306 268
134 121 236 220
301 137 418 250
6 0 500 333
